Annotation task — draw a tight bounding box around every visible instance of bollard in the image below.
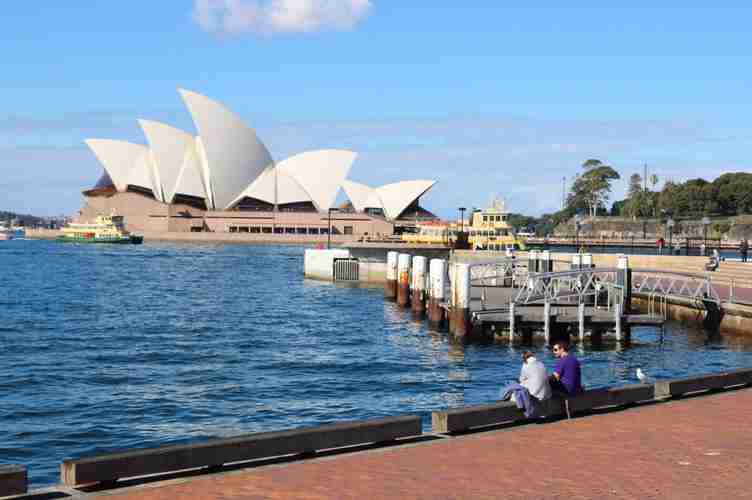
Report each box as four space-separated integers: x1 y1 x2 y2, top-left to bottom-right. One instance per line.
616 254 631 313
571 253 582 270
411 256 427 317
451 263 472 340
385 251 398 300
581 253 593 269
543 300 551 343
578 302 585 341
528 249 539 274
541 250 552 273
428 259 447 327
397 253 411 307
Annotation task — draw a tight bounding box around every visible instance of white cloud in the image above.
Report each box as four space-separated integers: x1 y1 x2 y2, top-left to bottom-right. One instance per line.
192 0 372 36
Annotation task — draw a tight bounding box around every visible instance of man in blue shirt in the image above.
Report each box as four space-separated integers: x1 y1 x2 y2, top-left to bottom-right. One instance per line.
550 341 582 396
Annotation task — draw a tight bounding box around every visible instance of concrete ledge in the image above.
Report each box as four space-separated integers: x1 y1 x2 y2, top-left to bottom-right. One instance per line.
61 415 421 487
0 464 27 497
656 369 752 398
432 384 654 433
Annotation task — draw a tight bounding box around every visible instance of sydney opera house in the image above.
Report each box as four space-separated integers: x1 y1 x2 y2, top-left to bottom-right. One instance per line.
78 89 437 238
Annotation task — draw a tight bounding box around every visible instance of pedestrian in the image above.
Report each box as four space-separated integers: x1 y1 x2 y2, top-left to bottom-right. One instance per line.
549 341 583 396
656 237 665 255
741 238 748 263
519 351 551 402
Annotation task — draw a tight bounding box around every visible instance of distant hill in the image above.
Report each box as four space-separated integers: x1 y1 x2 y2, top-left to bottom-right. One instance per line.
0 210 53 227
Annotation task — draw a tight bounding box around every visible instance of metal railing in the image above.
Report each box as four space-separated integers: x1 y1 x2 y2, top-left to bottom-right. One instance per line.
333 258 359 282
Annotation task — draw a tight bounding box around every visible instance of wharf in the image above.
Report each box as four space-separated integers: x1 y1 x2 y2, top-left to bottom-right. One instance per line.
57 388 752 499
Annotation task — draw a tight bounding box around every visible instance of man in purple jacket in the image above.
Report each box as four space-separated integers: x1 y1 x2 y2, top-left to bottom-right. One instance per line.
550 341 583 396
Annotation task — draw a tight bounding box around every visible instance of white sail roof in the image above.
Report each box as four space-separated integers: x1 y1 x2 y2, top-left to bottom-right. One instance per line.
341 180 377 213
84 139 146 193
124 145 162 201
276 150 356 211
179 88 274 210
138 119 195 203
227 166 311 207
172 139 210 201
194 136 214 208
376 180 437 219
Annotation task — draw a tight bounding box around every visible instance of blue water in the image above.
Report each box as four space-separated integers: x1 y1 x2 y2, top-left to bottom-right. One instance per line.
2 240 752 487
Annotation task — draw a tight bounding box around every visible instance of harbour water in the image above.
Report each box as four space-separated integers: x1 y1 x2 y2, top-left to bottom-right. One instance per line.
3 240 752 487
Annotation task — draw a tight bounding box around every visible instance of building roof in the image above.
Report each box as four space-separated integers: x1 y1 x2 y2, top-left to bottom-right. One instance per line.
178 88 274 210
276 150 356 211
138 119 196 203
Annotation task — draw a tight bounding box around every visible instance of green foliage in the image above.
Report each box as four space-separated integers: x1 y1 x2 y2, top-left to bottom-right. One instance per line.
566 159 620 217
507 213 538 232
0 210 46 227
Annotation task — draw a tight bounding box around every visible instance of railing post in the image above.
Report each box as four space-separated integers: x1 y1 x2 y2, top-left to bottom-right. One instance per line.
385 251 398 300
730 279 735 304
543 300 551 343
616 254 631 313
411 256 427 317
397 253 411 307
578 302 586 342
428 258 447 327
509 301 515 342
614 301 622 341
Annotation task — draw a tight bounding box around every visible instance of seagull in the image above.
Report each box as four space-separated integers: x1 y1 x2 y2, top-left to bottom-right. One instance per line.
636 368 648 383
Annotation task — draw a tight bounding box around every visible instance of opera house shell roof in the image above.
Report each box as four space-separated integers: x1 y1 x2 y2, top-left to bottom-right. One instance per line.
84 89 436 220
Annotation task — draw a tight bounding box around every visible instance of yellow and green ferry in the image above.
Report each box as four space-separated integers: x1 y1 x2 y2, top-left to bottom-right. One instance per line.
58 214 143 244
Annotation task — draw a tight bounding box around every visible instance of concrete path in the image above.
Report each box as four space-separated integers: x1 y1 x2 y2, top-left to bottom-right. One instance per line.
90 389 752 500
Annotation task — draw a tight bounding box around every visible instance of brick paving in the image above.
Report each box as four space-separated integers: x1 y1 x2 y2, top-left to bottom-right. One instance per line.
93 389 752 500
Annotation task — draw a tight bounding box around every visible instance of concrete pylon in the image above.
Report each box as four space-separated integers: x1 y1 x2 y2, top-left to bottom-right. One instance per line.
451 263 472 340
384 251 398 300
428 258 447 327
397 253 411 307
411 256 427 317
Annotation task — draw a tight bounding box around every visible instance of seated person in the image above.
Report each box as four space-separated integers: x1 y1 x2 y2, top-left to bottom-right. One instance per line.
705 250 719 272
519 351 551 402
549 341 583 396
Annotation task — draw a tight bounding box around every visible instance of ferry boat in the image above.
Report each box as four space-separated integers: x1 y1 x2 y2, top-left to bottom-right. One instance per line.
402 198 526 250
57 214 143 244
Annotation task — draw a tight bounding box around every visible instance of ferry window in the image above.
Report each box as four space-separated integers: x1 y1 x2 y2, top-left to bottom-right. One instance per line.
229 226 238 233
262 226 272 233
250 226 261 233
343 226 353 235
494 216 500 222
320 227 329 234
308 228 320 235
285 227 295 234
274 227 283 234
239 226 249 233
501 215 507 221
483 215 488 222
297 227 307 234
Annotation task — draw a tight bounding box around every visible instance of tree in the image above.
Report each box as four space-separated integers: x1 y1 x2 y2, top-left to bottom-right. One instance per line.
569 159 620 217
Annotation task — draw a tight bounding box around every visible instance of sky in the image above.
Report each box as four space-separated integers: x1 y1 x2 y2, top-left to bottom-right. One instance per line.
1 1 751 217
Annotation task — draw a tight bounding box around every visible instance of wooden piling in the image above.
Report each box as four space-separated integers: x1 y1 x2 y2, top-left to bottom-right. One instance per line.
428 258 447 327
452 263 472 340
384 251 398 300
411 256 427 317
397 253 411 307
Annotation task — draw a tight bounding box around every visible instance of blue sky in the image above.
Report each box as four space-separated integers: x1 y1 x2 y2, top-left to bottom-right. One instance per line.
2 1 751 216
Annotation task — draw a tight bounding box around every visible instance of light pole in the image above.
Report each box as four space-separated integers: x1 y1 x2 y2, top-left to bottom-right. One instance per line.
458 207 466 233
667 218 675 255
327 208 338 249
574 214 582 251
702 216 711 256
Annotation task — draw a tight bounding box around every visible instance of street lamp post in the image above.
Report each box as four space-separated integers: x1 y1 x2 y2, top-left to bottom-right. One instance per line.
702 216 711 256
667 218 675 255
327 208 338 249
574 214 582 252
458 207 466 233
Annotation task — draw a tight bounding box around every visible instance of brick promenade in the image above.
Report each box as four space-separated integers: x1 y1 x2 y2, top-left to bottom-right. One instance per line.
89 389 752 500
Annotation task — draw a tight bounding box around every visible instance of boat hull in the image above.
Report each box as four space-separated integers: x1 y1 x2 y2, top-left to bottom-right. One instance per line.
56 235 143 245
